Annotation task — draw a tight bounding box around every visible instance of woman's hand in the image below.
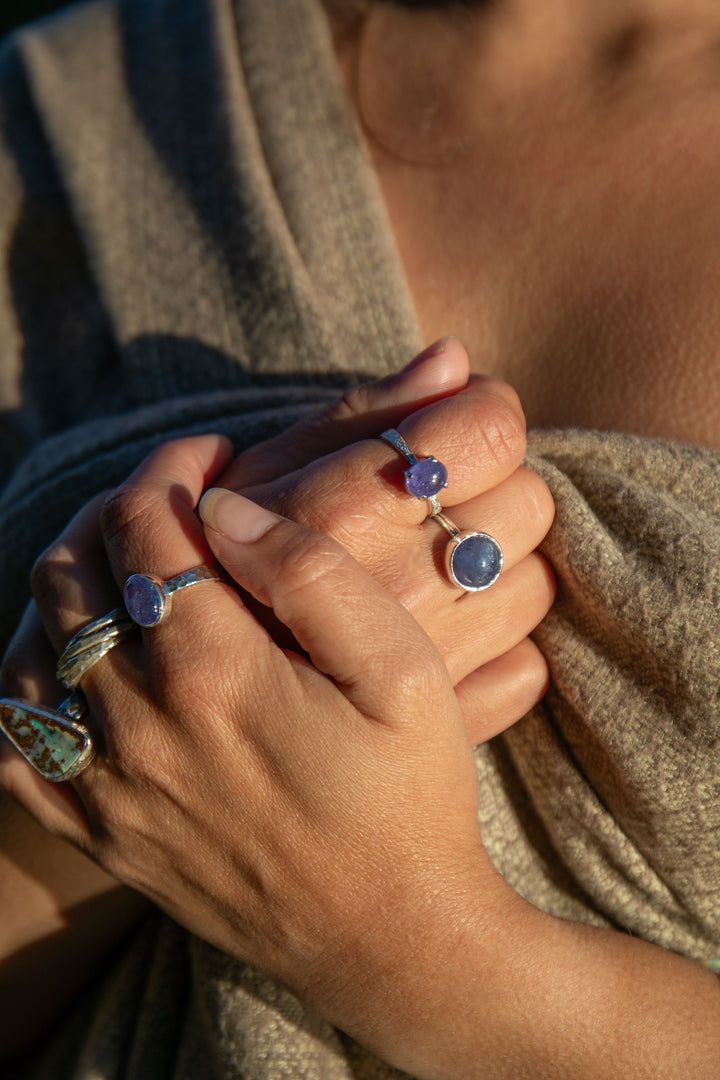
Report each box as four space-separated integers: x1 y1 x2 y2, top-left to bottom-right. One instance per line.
0 341 553 1060
8 338 554 751
0 348 554 1056
205 337 553 741
2 367 719 1079
216 343 555 741
215 334 474 488
1 431 524 1074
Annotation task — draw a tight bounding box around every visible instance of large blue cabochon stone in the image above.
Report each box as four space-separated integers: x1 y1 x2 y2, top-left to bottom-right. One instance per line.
449 532 503 591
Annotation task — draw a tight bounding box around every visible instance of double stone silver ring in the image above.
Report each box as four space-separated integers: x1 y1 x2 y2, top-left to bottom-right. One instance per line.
380 428 503 592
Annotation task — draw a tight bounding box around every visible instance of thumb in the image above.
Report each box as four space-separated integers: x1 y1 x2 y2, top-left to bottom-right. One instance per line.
218 336 469 489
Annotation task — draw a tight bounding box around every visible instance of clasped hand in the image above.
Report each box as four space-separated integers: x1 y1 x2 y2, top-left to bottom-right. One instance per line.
0 340 555 1074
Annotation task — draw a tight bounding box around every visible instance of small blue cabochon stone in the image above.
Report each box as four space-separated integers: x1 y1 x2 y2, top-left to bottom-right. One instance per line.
405 456 448 498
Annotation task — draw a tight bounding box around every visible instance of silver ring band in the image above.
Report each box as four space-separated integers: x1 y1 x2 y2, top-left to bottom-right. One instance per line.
56 608 135 690
56 564 220 690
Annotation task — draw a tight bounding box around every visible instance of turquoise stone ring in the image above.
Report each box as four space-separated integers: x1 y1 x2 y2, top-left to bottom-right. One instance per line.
0 693 94 781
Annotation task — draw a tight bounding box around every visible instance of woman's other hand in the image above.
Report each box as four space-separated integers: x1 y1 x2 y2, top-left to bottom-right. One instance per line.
0 340 552 1059
219 337 555 742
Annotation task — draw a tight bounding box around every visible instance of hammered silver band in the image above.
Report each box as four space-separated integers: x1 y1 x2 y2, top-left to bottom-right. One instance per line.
56 564 221 690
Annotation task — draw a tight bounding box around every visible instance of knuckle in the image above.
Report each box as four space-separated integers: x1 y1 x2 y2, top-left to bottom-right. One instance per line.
379 634 447 702
330 382 373 422
277 528 349 600
111 728 163 781
477 398 527 474
469 374 526 422
101 709 170 784
433 386 528 484
149 629 235 715
520 639 551 700
519 467 556 537
274 450 385 549
496 556 556 639
402 649 446 696
100 483 159 547
526 552 557 614
29 542 67 608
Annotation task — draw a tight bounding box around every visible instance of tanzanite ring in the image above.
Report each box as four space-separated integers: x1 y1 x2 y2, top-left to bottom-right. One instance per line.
379 428 448 516
379 429 502 590
435 513 503 592
123 564 221 627
55 565 221 689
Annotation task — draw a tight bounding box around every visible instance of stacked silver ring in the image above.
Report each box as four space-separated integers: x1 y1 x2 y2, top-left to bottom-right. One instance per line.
57 606 135 690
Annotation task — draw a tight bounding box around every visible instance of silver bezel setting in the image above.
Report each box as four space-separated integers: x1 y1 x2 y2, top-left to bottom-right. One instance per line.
444 529 504 592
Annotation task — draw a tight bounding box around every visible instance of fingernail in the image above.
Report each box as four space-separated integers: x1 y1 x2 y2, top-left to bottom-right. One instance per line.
403 336 453 370
384 336 464 404
198 489 282 542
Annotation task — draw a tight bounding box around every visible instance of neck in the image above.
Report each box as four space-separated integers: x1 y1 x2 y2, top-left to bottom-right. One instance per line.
327 0 720 163
322 0 720 448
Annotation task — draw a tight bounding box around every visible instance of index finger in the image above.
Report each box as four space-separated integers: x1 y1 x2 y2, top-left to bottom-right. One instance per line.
393 373 527 502
99 434 234 593
243 374 527 541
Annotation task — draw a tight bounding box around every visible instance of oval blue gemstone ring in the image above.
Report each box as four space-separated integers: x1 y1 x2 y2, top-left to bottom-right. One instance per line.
435 513 503 592
379 428 448 516
123 564 221 628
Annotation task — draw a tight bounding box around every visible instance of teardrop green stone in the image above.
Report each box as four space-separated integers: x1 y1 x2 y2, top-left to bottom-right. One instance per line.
0 698 94 781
